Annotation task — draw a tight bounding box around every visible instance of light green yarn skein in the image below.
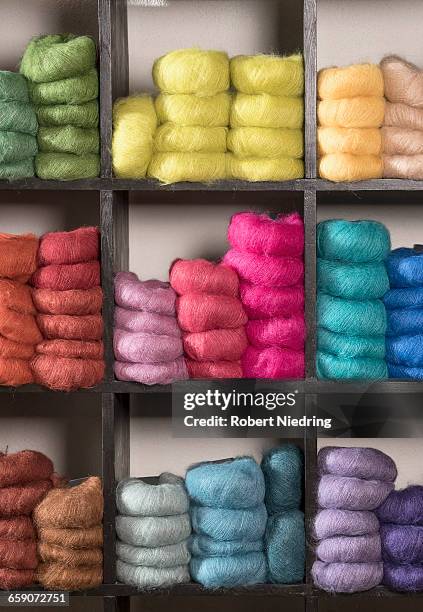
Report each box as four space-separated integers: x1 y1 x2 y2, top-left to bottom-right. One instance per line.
35 153 100 180
0 159 34 179
29 68 98 106
36 100 98 128
0 71 29 102
38 127 99 155
0 101 37 135
0 132 37 163
20 34 96 83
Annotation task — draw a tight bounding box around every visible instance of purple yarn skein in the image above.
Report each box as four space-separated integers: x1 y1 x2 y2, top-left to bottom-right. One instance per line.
312 560 383 593
318 447 397 482
383 563 423 592
316 533 381 563
318 475 394 511
313 509 380 540
380 524 423 565
376 486 423 526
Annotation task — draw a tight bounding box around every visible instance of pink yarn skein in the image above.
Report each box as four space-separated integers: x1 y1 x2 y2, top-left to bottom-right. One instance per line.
246 314 305 350
224 249 304 288
115 272 176 316
114 306 181 337
114 358 188 385
240 282 304 319
114 328 183 364
242 346 305 378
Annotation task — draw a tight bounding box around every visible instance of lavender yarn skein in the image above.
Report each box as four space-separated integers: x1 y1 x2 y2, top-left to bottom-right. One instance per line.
114 328 183 364
313 509 380 539
380 524 423 564
318 475 394 511
312 560 383 593
316 533 381 563
383 563 423 592
376 486 423 525
114 358 188 385
115 306 181 337
318 447 397 482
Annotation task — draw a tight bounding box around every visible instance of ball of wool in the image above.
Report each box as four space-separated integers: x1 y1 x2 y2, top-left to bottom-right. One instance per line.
32 287 102 315
35 152 100 180
114 328 182 364
318 259 389 300
34 477 102 529
0 450 53 487
317 294 387 336
116 513 191 547
242 346 305 379
155 93 230 127
0 132 37 163
38 542 102 567
0 358 33 386
0 71 29 103
186 359 242 379
183 327 248 361
318 97 385 129
247 314 305 350
32 261 100 291
383 154 423 179
385 101 423 130
0 280 36 314
387 247 423 287
230 53 303 97
388 362 423 379
266 510 305 584
36 563 102 591
0 569 34 590
0 159 35 180
314 509 380 540
240 282 304 319
0 539 37 570
39 226 99 266
0 101 38 136
318 126 382 156
153 48 229 96
186 456 265 509
112 95 157 179
386 335 423 366
318 328 386 360
36 101 98 129
230 94 303 129
223 249 304 288
36 339 104 360
177 293 247 332
114 357 188 385
31 354 104 390
318 447 397 482
0 306 42 345
261 444 303 513
387 310 423 336
381 524 423 564
312 560 383 593
115 272 176 316
190 552 267 587
382 563 423 592
318 64 384 100
154 124 227 153
381 55 423 107
39 525 103 549
148 152 226 184
117 559 189 588
0 480 52 517
384 286 423 309
319 153 383 182
38 126 99 155
116 473 188 517
170 259 239 297
318 474 394 511
316 534 381 563
376 486 423 525
317 219 391 263
189 534 263 557
227 211 304 258
191 504 267 541
0 517 35 541
382 126 423 156
37 314 102 341
29 68 98 106
116 540 190 568
0 338 34 361
115 306 181 337
227 127 304 159
20 34 96 83
0 233 38 281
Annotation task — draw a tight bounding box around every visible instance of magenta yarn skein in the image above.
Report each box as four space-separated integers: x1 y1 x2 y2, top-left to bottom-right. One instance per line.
316 533 382 563
313 509 380 540
239 282 304 319
380 524 423 564
224 249 304 288
177 293 247 332
114 306 181 337
114 358 188 385
246 314 305 350
318 475 394 511
318 447 397 483
242 346 304 379
114 328 183 364
376 486 423 525
312 560 383 593
115 272 176 316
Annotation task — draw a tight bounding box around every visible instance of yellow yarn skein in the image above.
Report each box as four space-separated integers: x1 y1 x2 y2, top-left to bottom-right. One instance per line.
230 54 304 97
318 64 384 100
154 124 227 153
318 97 385 128
318 127 382 156
112 95 157 179
148 152 226 183
319 153 383 182
231 93 303 129
153 48 229 96
228 127 303 159
155 93 230 127
227 154 304 181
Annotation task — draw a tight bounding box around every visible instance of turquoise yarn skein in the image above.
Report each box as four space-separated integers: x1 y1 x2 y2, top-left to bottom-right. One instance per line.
261 445 303 514
189 534 263 557
266 510 305 584
318 259 389 300
318 294 387 336
191 504 267 541
190 552 267 587
317 351 388 380
317 219 391 263
318 328 386 360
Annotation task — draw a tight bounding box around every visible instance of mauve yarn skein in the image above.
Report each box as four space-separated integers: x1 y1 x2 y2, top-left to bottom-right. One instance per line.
177 293 247 332
115 272 176 316
376 486 423 525
114 306 181 337
381 524 423 564
115 358 188 385
316 533 382 563
318 475 394 510
190 504 267 542
32 261 100 291
312 560 383 593
261 445 303 513
116 474 189 517
32 287 103 316
224 249 304 288
383 563 423 592
170 259 239 297
239 282 304 319
38 227 99 266
190 552 267 587
0 450 53 487
313 509 380 540
318 447 397 482
114 328 183 364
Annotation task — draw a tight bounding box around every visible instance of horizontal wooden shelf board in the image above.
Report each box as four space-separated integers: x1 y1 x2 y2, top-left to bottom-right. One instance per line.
313 586 423 598
107 582 307 597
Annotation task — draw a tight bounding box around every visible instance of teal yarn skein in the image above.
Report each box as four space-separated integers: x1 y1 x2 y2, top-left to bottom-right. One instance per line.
0 101 37 136
0 132 37 163
0 159 34 179
0 71 29 102
189 534 263 557
190 552 267 587
261 445 303 514
318 259 389 300
317 219 391 263
29 68 98 106
191 504 267 541
38 127 99 155
317 351 388 380
266 510 305 584
318 328 386 360
317 294 387 336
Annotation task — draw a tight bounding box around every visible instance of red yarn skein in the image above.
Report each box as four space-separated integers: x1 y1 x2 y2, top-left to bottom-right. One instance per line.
37 314 103 341
177 294 247 332
32 287 103 315
0 450 53 487
170 259 239 297
38 227 99 266
0 480 52 517
0 358 33 386
184 328 248 361
31 355 105 391
187 360 243 379
0 517 35 541
32 262 100 291
0 539 37 570
0 337 34 360
0 569 34 590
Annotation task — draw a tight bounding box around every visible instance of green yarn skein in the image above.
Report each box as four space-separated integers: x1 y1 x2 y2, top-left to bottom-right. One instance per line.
35 152 100 180
38 126 99 155
20 34 96 83
0 132 37 163
36 100 99 128
0 159 34 180
29 68 98 106
0 101 37 135
0 71 29 103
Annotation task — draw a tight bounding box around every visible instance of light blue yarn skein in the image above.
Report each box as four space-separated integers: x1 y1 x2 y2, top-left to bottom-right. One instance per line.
317 294 387 336
261 444 303 514
384 287 423 310
317 351 388 380
386 335 423 367
318 328 386 359
266 509 305 584
185 457 265 509
317 259 389 300
190 552 267 587
386 309 423 336
191 504 267 542
386 248 423 288
189 534 263 558
317 219 390 263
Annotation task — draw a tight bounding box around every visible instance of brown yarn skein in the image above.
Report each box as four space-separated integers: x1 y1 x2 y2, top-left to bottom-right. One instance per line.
0 539 37 570
381 55 423 108
36 563 102 591
382 126 423 155
0 480 52 517
0 450 53 488
383 154 423 179
385 102 423 131
0 568 34 590
38 542 102 567
38 525 103 549
0 516 35 541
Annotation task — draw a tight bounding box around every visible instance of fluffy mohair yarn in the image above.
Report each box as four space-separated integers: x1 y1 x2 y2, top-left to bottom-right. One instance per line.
183 327 247 361
155 93 230 127
381 55 423 108
227 155 304 181
0 516 35 541
115 306 180 337
0 132 37 164
318 127 382 156
189 535 263 557
170 259 239 297
35 339 103 360
317 352 387 380
117 540 190 568
114 328 182 364
380 524 423 564
383 563 423 592
246 314 305 351
116 474 188 517
242 346 304 379
317 294 387 336
266 510 305 583
186 457 265 509
0 540 37 569
317 259 389 300
191 504 267 541
115 271 176 316
31 261 100 291
36 101 98 129
318 97 385 129
384 286 423 309
116 513 191 548
186 359 242 379
154 124 227 153
190 552 267 588
319 329 384 360
386 247 423 288
0 71 29 102
0 159 35 180
31 354 104 390
383 154 423 180
153 48 229 96
39 525 103 549
319 153 383 181
0 279 36 314
314 509 380 540
376 486 423 526
0 569 34 590
38 542 102 567
385 102 423 130
0 450 53 487
231 93 303 129
318 447 397 483
318 64 384 100
0 101 37 136
240 283 304 319
227 127 303 159
317 219 390 263
386 334 423 367
318 475 394 511
36 563 102 591
177 293 246 332
148 152 226 183
38 126 98 156
115 358 187 385
261 445 303 513
28 68 98 106
382 126 423 156
316 533 382 563
312 561 383 593
38 227 99 266
0 480 53 517
0 305 42 345
37 313 103 341
35 153 100 180
0 233 38 281
230 53 304 97
117 559 190 588
0 359 33 386
224 249 304 288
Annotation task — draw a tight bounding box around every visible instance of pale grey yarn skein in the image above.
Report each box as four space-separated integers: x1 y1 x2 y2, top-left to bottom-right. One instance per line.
116 513 191 547
116 473 189 517
117 559 190 588
116 540 190 568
